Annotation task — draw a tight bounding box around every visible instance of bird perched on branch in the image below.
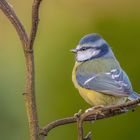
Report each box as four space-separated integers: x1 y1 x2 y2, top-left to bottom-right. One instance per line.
71 33 140 106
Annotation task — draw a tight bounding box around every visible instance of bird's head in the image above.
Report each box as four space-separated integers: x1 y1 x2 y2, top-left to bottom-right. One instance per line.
71 33 112 62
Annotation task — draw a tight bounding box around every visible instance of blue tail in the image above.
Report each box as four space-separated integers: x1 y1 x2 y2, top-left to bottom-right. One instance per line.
128 92 140 101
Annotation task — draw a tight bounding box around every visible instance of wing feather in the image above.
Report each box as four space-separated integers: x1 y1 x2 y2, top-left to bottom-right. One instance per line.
76 65 132 97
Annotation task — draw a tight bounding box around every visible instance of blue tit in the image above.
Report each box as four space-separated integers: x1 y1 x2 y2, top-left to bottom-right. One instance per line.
71 33 140 106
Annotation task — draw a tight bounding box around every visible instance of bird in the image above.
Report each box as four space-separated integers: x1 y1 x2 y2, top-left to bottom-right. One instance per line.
71 33 140 107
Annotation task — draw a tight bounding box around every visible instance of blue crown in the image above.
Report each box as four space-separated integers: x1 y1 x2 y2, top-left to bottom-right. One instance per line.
79 33 102 45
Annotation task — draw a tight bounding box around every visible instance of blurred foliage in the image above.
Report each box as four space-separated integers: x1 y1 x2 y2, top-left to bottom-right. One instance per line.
0 0 140 140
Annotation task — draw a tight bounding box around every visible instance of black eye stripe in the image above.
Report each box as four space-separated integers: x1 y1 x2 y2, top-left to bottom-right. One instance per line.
80 47 87 51
79 46 95 51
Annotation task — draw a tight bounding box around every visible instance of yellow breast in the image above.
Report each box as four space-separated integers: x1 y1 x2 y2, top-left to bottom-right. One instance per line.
72 62 126 106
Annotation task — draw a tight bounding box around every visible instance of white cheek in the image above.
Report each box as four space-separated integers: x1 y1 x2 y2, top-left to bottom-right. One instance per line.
76 51 90 61
76 49 100 61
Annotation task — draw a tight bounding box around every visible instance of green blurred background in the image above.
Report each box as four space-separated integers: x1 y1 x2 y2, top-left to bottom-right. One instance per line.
0 0 140 139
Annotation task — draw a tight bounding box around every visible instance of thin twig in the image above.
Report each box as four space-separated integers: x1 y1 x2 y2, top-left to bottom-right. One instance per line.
40 99 140 136
29 0 42 49
0 0 28 50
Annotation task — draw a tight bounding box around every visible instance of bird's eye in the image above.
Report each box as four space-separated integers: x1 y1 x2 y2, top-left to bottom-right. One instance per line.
81 47 87 51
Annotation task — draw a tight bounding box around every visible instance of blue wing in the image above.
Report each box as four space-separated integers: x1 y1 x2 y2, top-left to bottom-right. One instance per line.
76 68 133 97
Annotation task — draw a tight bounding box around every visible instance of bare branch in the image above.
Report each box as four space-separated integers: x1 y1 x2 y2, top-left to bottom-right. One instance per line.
0 0 43 140
40 99 140 136
29 0 42 49
0 0 28 50
77 117 84 140
23 0 43 140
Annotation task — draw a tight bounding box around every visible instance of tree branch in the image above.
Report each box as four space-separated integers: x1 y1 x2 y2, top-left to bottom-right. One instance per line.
40 99 140 137
0 0 28 50
23 1 42 139
23 0 43 139
77 117 84 140
23 52 40 140
0 0 42 140
29 0 42 50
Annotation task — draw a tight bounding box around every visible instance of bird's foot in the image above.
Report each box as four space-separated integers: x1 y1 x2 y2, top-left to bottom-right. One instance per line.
85 105 104 112
84 131 92 140
74 109 82 119
110 106 128 113
85 105 105 117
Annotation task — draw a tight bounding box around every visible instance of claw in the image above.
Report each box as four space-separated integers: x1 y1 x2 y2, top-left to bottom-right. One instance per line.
110 107 128 113
84 131 92 140
74 109 82 119
85 105 105 117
